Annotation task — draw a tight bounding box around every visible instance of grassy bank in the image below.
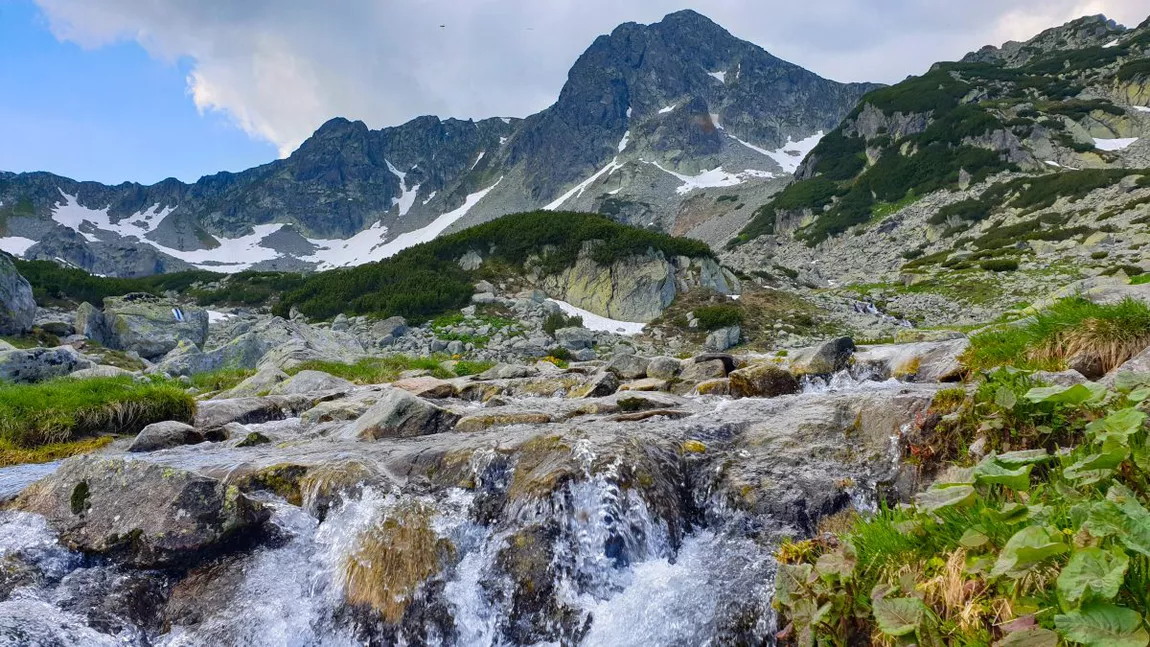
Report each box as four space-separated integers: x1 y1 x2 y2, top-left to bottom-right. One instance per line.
287 355 495 385
0 376 195 465
775 370 1150 646
963 297 1150 374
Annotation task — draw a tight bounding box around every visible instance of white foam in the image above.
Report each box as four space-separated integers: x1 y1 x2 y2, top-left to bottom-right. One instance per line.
618 131 631 152
543 158 624 210
548 299 645 336
733 131 825 174
1093 137 1139 151
707 71 727 83
0 237 36 256
305 178 503 269
647 161 773 194
658 105 676 114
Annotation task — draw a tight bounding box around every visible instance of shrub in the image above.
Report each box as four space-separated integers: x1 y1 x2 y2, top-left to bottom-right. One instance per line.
979 258 1019 272
0 377 195 456
543 312 584 336
693 305 743 331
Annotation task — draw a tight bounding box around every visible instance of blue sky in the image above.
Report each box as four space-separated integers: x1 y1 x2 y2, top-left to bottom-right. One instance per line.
0 0 276 185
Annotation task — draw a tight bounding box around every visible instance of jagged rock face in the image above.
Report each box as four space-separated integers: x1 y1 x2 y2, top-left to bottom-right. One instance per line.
0 254 34 335
961 14 1127 68
0 10 876 277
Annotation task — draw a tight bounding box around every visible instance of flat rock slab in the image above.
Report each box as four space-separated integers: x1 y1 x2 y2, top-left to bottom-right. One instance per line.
13 456 269 568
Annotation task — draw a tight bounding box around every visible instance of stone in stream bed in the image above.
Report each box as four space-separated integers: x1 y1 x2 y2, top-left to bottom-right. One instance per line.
128 421 205 453
728 363 800 398
351 388 461 440
12 456 270 568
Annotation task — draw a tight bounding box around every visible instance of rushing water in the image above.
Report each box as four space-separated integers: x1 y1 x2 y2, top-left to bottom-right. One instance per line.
0 378 924 646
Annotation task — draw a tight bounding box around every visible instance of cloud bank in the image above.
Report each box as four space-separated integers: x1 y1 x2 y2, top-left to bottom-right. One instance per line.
35 0 1149 156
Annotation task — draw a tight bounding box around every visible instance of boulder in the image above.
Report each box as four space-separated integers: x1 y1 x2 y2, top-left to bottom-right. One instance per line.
392 376 455 399
1032 370 1089 386
572 371 619 398
39 321 74 337
195 397 291 429
789 337 856 375
705 326 741 351
101 293 209 360
680 358 729 382
222 367 289 398
0 254 35 335
455 411 553 432
0 346 93 383
155 316 366 376
1068 352 1105 380
13 456 269 568
1101 345 1150 385
128 421 204 453
606 354 650 380
350 388 461 440
478 363 538 380
73 302 106 340
68 365 135 380
267 370 354 395
617 378 669 392
728 364 801 399
371 316 408 340
539 242 676 322
853 338 969 382
554 327 595 350
646 356 682 380
695 378 730 396
301 392 380 424
299 460 391 521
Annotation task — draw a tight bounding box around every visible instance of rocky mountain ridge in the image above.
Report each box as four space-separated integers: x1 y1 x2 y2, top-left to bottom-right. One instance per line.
0 9 876 277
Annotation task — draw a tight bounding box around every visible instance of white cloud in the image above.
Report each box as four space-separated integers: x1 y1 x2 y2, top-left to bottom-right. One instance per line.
34 1 1149 156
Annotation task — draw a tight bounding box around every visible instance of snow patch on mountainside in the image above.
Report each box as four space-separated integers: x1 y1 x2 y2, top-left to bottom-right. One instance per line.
543 158 624 210
548 299 645 335
618 131 631 152
0 237 36 256
1135 107 1150 113
659 105 676 114
648 161 773 194
305 178 503 269
708 71 727 83
50 192 281 272
386 160 420 217
1094 137 1139 151
733 131 824 174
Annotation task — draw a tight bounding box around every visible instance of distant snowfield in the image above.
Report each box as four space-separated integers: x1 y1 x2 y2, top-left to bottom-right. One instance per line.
51 191 281 273
707 70 727 83
1135 107 1150 113
543 158 623 210
648 161 774 194
733 131 824 174
0 237 36 256
658 105 676 114
386 160 420 217
1093 137 1139 151
207 310 233 324
305 178 504 269
548 299 645 335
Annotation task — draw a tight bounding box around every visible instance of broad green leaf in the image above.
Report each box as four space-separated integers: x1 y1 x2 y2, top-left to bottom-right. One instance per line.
1065 447 1127 482
1128 387 1150 403
983 502 1030 524
1099 408 1146 437
975 459 1032 491
996 449 1053 466
815 546 856 582
873 597 926 637
774 563 812 606
991 526 1068 579
1058 547 1129 603
1025 383 1106 406
934 466 975 486
995 385 1018 409
959 527 990 548
810 601 833 627
995 626 1059 647
1055 602 1149 647
1101 485 1150 557
915 484 976 512
1114 372 1150 394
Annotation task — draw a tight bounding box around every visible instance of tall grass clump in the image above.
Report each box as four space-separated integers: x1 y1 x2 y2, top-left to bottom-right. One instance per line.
963 297 1150 373
288 356 455 384
0 377 195 462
